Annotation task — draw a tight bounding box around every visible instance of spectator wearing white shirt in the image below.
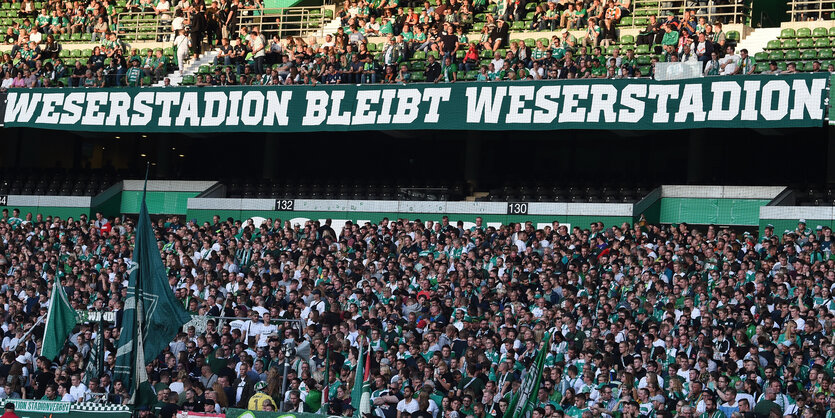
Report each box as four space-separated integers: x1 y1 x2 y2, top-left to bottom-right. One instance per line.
69 374 89 402
719 45 739 75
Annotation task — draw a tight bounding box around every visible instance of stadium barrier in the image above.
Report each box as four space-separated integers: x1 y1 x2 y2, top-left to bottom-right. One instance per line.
1 74 828 132
0 183 795 233
0 399 131 418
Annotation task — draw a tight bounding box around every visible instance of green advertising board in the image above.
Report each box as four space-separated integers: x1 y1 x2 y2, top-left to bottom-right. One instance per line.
2 74 827 132
226 408 333 418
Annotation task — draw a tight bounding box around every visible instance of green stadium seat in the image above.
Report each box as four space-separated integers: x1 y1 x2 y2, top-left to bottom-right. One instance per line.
198 65 210 74
636 55 651 65
779 28 795 38
802 50 817 60
768 51 784 61
778 62 787 71
414 6 423 12
474 13 486 21
411 72 425 82
525 2 536 9
797 27 811 38
525 11 535 19
71 33 82 41
638 65 650 76
142 76 151 85
819 49 833 59
782 39 797 49
754 51 768 62
428 50 440 60
798 38 814 48
830 27 835 37
473 22 484 32
754 62 768 73
367 42 377 51
537 37 549 45
181 75 195 85
812 27 828 37
803 61 817 71
606 45 615 54
511 20 524 30
456 50 465 59
620 35 634 44
163 47 173 56
412 51 426 60
785 50 799 60
636 44 650 54
486 4 496 12
815 38 829 47
411 61 425 70
619 16 632 26
766 39 780 50
524 38 535 47
466 70 477 80
324 9 333 18
480 50 492 58
726 31 740 42
71 49 82 58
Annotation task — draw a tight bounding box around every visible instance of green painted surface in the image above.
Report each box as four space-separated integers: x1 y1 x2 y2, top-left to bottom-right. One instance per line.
263 0 303 8
9 206 90 220
186 209 631 229
121 191 199 215
636 199 662 225
760 219 832 237
93 192 123 219
659 198 771 226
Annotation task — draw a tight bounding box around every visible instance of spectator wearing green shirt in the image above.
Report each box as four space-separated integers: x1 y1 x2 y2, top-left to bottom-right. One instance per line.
589 58 606 78
582 17 600 48
125 59 143 86
542 3 559 31
438 56 457 82
571 1 586 30
661 23 679 56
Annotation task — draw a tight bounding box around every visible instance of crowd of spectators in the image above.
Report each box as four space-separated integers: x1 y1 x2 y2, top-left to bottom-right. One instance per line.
2 206 835 418
0 0 816 87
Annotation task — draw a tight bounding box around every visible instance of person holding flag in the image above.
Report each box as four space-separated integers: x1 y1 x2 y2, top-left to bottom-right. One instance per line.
112 172 193 408
352 336 373 418
506 332 552 418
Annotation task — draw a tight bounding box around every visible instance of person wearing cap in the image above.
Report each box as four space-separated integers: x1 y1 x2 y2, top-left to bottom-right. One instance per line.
761 60 781 75
124 58 142 87
247 381 277 411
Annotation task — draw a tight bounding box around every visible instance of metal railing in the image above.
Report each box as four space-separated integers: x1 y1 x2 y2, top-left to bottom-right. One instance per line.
114 6 332 43
236 6 331 40
623 0 751 27
787 0 835 21
116 10 173 42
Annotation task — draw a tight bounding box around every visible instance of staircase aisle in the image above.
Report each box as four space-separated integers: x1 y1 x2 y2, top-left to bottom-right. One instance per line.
154 49 220 86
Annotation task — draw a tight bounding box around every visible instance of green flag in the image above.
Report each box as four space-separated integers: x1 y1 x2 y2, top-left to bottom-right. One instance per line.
351 338 372 417
41 282 78 361
113 188 192 405
506 332 551 418
82 320 103 385
319 338 331 415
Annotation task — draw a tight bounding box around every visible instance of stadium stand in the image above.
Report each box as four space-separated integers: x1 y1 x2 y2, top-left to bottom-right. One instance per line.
0 0 763 87
223 178 469 200
0 168 120 195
